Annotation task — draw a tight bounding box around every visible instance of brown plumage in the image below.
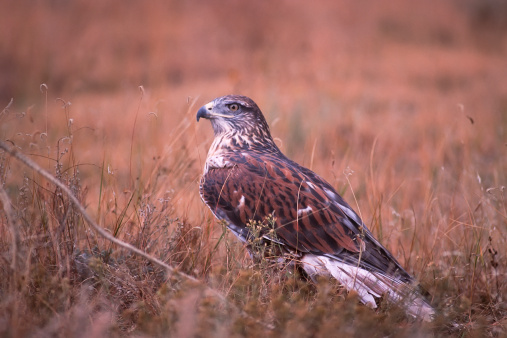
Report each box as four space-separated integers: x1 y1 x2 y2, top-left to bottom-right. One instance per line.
197 95 434 320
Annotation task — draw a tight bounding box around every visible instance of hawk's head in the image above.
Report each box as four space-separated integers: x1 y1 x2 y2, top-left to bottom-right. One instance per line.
196 95 272 140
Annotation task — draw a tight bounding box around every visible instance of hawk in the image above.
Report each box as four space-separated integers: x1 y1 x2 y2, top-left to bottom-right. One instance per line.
197 95 434 320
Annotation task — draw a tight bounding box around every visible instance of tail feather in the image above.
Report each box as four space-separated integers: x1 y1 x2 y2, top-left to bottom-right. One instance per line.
301 254 434 321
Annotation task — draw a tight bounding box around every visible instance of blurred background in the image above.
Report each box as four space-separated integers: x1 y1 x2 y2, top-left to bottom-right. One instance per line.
2 0 507 105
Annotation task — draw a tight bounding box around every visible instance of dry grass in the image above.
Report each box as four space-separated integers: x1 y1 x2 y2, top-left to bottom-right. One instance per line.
1 0 506 336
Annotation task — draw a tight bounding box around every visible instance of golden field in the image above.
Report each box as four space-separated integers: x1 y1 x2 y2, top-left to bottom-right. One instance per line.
0 0 506 336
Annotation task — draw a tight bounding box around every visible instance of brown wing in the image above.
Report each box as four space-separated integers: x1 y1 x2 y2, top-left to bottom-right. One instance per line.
200 152 412 282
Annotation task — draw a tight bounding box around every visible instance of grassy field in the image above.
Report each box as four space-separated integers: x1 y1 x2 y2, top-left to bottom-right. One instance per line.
1 0 506 336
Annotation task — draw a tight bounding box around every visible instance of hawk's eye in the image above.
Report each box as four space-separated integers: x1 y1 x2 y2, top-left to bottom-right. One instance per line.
228 103 239 112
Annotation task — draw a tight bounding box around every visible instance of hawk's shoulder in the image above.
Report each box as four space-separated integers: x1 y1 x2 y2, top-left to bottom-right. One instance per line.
200 151 362 254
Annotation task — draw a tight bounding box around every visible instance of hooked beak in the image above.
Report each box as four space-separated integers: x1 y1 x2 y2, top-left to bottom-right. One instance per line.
196 102 213 122
196 101 233 122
